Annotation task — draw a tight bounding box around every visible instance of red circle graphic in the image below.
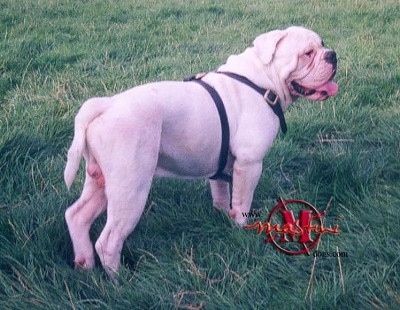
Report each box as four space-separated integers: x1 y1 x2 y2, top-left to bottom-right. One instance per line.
266 198 323 255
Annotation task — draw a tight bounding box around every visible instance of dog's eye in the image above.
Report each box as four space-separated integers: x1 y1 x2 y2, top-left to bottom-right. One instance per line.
305 50 313 57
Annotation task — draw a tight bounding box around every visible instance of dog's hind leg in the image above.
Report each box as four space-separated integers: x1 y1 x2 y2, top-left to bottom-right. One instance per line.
94 159 156 280
92 127 161 280
65 168 107 269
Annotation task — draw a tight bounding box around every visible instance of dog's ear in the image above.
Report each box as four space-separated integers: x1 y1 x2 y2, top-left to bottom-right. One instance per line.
253 30 288 65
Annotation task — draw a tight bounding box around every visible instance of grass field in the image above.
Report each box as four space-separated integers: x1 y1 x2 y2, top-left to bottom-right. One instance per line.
0 0 399 308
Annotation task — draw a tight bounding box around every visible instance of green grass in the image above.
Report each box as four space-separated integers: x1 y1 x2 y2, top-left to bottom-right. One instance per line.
1 0 399 308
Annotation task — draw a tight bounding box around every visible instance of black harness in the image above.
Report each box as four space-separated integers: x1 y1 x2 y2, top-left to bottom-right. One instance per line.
183 71 287 183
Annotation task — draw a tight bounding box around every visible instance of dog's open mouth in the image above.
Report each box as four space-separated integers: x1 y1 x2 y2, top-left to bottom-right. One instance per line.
291 71 338 101
291 81 317 96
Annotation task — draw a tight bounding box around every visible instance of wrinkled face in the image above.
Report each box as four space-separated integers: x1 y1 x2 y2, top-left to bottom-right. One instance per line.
277 27 338 101
254 26 339 102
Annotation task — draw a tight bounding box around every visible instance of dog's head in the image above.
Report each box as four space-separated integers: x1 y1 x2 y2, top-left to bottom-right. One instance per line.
253 26 338 101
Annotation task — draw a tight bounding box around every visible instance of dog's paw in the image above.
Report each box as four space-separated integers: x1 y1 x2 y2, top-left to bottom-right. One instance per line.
104 267 120 285
228 209 247 227
74 256 94 270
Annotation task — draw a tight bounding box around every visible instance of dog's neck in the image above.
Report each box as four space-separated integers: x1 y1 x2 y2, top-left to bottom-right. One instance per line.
217 47 294 111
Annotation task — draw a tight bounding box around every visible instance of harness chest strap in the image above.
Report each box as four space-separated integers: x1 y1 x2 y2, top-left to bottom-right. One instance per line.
183 72 287 183
216 71 287 134
185 78 232 183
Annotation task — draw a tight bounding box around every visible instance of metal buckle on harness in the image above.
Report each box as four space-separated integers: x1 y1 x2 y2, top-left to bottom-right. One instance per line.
263 90 279 106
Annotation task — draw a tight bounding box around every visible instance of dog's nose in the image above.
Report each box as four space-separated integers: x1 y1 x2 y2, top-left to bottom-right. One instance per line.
324 51 337 67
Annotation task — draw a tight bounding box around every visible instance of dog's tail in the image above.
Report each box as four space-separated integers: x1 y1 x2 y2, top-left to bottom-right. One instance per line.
64 97 111 189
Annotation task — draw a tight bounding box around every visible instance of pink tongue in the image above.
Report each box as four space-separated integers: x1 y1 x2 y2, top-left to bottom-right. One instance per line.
316 81 338 96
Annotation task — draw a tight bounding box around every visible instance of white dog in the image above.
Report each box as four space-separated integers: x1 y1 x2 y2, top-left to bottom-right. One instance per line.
64 26 338 277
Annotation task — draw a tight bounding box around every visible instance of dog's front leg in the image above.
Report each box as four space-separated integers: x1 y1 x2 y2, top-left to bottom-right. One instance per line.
229 160 262 226
210 179 231 212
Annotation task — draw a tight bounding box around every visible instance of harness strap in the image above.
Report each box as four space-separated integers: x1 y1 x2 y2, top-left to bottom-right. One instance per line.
184 77 232 183
183 71 288 183
216 71 287 134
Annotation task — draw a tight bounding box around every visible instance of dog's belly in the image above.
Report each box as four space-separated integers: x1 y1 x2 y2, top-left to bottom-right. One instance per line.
154 165 212 179
155 152 217 179
155 130 221 179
